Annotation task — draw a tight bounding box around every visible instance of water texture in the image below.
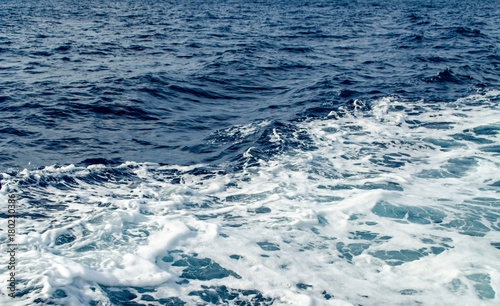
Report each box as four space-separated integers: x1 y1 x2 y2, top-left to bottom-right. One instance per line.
0 0 499 169
0 0 500 305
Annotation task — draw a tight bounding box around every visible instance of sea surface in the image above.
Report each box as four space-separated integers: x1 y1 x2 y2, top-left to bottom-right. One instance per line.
1 0 500 305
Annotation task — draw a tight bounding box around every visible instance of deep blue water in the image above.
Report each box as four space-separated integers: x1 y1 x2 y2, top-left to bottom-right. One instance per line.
1 0 499 171
1 0 500 305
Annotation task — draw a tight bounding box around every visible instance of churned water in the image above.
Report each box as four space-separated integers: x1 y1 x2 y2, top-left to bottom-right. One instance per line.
1 0 499 305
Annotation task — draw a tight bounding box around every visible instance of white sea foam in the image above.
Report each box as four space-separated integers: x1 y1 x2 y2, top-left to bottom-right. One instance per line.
1 91 499 305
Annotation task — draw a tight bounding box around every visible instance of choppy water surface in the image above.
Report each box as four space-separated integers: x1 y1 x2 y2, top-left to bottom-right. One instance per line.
1 0 500 305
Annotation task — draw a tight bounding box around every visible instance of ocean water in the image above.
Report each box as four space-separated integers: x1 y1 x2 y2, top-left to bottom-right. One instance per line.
1 0 499 305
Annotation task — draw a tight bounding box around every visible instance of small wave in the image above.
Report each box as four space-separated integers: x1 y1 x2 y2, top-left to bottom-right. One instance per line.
423 68 474 84
67 102 160 120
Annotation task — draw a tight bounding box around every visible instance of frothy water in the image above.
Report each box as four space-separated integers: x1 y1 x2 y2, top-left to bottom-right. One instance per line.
1 91 499 305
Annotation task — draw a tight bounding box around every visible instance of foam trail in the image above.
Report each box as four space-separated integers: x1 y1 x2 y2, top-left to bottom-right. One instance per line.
1 91 500 305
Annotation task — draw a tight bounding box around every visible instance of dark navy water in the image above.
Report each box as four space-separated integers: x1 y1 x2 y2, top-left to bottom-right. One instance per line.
1 0 500 305
1 0 498 171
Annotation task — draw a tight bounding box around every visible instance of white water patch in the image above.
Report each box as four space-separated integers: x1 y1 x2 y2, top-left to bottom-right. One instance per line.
207 120 271 144
1 91 500 305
